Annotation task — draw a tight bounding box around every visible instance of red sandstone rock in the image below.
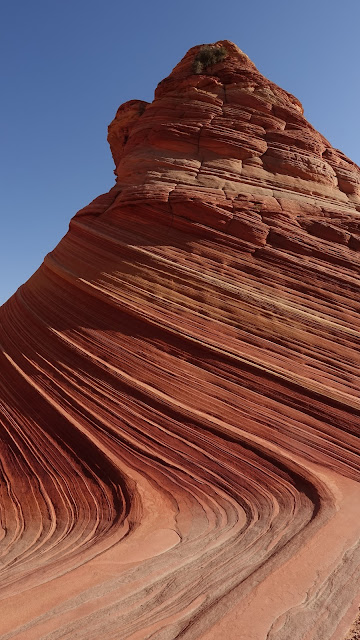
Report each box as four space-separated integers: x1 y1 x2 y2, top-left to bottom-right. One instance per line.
1 41 360 640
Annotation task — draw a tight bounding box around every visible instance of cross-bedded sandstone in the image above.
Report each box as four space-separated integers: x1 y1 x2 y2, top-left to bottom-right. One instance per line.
1 41 360 640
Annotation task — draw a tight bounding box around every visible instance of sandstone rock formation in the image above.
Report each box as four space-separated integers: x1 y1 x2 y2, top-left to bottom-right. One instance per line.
1 41 360 639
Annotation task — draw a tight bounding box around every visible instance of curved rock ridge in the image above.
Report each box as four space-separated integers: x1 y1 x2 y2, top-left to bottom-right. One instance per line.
1 41 360 640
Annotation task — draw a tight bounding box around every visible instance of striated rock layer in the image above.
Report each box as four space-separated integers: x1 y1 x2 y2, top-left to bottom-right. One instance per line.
1 41 360 639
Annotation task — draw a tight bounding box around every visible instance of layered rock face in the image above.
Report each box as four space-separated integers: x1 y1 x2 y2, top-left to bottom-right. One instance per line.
1 41 360 639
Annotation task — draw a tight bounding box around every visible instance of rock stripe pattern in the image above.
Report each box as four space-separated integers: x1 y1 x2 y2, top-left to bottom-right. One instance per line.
0 41 360 639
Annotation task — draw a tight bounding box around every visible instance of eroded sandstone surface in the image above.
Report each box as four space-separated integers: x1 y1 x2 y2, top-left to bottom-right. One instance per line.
1 41 360 639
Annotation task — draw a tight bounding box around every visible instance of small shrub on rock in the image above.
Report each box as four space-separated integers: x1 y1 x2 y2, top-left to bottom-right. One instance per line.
192 45 227 74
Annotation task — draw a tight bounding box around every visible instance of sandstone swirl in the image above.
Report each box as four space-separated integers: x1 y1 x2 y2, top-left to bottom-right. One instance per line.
1 41 360 640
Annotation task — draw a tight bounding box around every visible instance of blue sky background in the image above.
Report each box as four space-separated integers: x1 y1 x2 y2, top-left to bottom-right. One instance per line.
1 0 359 305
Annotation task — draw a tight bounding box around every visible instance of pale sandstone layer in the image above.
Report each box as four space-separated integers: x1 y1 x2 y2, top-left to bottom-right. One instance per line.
1 41 360 639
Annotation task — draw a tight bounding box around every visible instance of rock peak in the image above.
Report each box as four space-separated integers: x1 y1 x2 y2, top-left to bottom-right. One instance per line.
154 40 302 112
107 39 360 242
168 39 258 77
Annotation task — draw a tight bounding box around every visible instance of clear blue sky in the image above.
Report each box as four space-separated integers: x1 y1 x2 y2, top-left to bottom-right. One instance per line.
1 0 359 305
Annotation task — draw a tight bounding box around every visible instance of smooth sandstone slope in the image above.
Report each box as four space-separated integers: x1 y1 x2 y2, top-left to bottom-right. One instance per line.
1 41 360 640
